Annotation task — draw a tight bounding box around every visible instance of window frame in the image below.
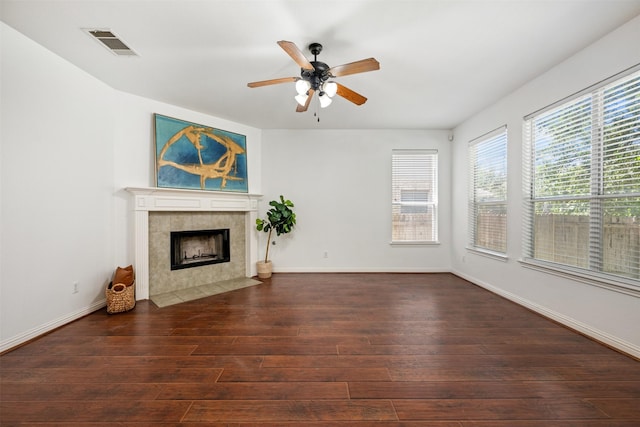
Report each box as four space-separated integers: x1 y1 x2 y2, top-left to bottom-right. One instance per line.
522 65 640 295
391 149 439 245
467 125 508 258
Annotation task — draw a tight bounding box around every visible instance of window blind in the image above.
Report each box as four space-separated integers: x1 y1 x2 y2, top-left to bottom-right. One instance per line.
523 68 640 286
391 150 438 243
468 126 508 254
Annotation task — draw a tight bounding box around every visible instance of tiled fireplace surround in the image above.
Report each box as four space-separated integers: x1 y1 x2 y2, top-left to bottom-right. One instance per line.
127 187 261 300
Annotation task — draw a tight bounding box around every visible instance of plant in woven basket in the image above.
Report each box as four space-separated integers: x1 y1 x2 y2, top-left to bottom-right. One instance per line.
255 195 296 278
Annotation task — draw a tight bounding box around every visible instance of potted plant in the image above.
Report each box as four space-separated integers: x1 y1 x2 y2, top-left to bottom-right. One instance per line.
255 195 296 278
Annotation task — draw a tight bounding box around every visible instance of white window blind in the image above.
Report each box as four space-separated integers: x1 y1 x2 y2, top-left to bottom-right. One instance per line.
523 68 640 287
468 126 508 254
391 150 438 243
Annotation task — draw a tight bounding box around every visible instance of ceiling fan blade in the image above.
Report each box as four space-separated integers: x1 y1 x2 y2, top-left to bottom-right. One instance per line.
247 76 299 88
335 83 367 105
278 40 315 71
328 58 380 77
296 89 315 112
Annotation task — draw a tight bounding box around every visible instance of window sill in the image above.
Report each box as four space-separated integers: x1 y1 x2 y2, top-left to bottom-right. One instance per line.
390 241 440 246
519 258 640 298
466 247 508 262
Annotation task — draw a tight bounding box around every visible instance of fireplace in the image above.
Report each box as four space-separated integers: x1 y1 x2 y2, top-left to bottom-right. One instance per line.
126 187 261 300
171 228 230 270
148 211 244 296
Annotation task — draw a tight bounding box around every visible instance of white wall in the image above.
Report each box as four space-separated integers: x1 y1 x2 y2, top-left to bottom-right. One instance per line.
450 15 640 357
1 23 115 349
260 129 451 272
0 22 262 351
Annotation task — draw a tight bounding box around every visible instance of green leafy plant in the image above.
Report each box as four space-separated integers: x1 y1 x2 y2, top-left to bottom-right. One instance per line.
255 195 296 263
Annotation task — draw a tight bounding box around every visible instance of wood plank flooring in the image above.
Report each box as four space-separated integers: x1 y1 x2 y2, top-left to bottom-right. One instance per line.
1 272 639 425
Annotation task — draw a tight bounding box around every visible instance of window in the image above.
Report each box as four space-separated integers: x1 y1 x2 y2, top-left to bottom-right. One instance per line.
523 68 640 288
468 126 508 254
391 150 438 243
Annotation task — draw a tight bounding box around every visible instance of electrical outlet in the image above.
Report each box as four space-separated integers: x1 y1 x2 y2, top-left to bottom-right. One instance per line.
323 251 329 258
73 282 79 294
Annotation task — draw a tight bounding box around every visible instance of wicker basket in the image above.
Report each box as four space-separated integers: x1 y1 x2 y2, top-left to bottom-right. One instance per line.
106 281 136 314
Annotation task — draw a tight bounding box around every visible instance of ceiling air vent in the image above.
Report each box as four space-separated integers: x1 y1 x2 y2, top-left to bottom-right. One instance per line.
84 29 138 56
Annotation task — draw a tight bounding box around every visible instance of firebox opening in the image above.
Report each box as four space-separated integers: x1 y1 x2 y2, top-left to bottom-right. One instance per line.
170 229 230 270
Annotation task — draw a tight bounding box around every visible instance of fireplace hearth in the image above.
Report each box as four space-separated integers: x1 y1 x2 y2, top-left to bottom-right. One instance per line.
171 229 230 270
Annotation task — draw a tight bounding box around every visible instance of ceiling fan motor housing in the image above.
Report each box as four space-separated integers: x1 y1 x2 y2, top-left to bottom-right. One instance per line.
301 61 330 91
299 42 331 91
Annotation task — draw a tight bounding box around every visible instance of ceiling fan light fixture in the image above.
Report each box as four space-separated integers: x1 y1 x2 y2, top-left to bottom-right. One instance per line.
319 92 332 108
323 81 338 97
295 79 311 95
295 93 309 106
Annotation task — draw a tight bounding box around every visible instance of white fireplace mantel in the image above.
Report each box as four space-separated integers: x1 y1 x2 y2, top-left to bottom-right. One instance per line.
126 187 262 300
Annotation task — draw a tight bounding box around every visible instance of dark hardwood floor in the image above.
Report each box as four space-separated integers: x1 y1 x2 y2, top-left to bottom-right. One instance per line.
1 273 639 425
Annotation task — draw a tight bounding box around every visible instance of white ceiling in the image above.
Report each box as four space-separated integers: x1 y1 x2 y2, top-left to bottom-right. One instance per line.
2 0 640 130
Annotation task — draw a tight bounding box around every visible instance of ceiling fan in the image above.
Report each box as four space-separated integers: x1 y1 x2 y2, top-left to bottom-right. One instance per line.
247 41 380 112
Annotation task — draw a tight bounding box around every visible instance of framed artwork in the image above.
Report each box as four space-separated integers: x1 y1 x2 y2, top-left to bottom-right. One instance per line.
153 114 248 192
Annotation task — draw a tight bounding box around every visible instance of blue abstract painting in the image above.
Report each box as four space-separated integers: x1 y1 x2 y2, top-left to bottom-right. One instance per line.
154 114 248 192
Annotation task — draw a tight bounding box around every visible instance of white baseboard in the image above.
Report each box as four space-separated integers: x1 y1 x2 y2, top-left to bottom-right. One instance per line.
452 269 640 359
274 267 450 273
1 300 106 353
